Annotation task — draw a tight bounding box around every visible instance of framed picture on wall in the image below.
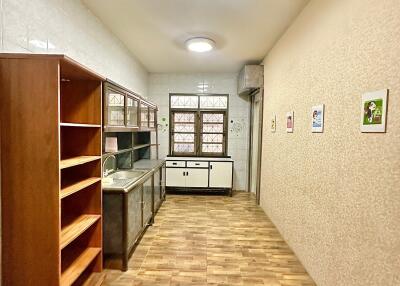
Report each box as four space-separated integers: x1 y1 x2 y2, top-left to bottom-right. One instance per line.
286 111 294 133
311 104 324 133
271 115 276 132
360 89 388 133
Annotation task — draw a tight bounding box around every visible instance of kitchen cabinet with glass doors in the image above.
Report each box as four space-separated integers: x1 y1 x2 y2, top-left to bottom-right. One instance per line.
104 81 157 132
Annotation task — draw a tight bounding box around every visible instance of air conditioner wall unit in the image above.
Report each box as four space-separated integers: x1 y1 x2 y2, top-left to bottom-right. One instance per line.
237 65 264 96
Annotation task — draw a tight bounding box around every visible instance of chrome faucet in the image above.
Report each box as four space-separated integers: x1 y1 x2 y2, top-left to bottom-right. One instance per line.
103 155 116 177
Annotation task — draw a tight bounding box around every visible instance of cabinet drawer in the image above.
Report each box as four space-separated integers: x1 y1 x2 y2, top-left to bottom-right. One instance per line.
166 160 186 168
187 161 209 168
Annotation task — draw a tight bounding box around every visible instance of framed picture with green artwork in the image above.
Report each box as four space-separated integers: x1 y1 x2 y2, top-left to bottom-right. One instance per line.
360 89 388 133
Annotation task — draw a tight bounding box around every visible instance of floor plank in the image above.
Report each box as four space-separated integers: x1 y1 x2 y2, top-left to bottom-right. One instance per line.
102 192 316 286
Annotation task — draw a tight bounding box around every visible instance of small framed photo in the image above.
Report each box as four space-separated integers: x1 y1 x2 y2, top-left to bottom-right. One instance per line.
271 115 276 132
311 104 324 133
360 89 388 133
286 111 294 133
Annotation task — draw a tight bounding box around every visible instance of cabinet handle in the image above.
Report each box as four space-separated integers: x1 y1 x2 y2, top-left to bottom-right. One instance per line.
210 165 213 170
186 171 189 176
183 171 185 176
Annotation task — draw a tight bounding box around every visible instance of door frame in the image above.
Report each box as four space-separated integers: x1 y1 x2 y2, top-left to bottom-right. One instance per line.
248 88 264 205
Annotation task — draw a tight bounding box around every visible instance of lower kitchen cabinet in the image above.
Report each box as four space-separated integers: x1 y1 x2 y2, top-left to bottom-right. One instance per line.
103 161 166 271
209 161 233 188
187 168 209 187
166 168 186 187
127 185 143 253
166 157 234 195
166 166 209 188
103 185 144 271
142 176 153 226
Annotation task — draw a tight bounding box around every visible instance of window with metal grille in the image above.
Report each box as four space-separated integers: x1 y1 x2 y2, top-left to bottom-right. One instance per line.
170 94 228 157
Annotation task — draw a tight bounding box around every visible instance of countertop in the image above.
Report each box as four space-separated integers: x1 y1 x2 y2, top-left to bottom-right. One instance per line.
133 159 165 170
103 159 165 194
166 156 234 162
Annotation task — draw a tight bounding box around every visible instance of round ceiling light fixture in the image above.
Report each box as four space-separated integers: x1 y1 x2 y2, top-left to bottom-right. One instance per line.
185 37 215 53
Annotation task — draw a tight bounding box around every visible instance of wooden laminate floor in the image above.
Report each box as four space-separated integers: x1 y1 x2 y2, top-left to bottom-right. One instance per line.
103 192 316 286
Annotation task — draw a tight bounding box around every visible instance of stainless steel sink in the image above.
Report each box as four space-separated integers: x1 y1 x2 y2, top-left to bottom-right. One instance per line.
108 170 146 180
102 170 147 191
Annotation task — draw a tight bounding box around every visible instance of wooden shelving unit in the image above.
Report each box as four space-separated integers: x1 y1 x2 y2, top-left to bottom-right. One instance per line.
0 54 104 286
59 55 103 286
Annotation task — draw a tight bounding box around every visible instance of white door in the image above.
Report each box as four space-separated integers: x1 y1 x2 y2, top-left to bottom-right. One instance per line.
166 168 186 187
209 162 232 188
186 168 209 188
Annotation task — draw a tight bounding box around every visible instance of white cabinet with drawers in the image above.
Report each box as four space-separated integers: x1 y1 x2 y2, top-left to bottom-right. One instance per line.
165 157 234 195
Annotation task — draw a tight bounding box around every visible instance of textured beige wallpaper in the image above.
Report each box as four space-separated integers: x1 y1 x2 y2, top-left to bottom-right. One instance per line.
260 0 400 285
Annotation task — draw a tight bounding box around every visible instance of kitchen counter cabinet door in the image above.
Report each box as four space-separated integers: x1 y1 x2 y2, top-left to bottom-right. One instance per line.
166 168 186 187
127 186 143 250
186 168 209 188
154 168 161 210
161 163 166 199
142 175 153 226
103 194 123 255
209 162 233 188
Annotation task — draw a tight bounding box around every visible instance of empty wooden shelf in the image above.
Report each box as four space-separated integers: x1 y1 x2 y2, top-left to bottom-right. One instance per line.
61 247 101 286
61 215 101 249
60 123 102 128
0 54 104 285
82 273 106 286
61 177 101 199
60 156 101 169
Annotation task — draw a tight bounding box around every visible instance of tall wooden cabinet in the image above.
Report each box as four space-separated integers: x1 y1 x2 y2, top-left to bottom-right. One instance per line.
0 54 105 286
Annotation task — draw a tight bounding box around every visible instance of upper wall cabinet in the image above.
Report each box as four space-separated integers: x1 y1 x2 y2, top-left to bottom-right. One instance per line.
126 95 139 127
103 81 157 132
140 103 149 128
149 107 156 128
105 87 125 127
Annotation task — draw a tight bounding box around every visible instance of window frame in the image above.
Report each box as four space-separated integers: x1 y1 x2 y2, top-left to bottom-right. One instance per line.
169 93 229 157
199 111 228 157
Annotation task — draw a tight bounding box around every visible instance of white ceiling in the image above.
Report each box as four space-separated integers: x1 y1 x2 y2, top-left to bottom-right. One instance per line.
83 0 309 73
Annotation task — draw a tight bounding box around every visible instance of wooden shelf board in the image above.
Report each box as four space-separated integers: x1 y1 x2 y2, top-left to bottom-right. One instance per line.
133 144 151 150
60 156 101 169
82 273 106 286
60 215 101 249
61 247 101 286
60 123 101 128
61 177 101 199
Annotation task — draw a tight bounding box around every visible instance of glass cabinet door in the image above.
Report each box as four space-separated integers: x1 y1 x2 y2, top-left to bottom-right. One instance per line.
126 96 139 127
140 103 149 128
149 108 156 128
106 89 125 126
